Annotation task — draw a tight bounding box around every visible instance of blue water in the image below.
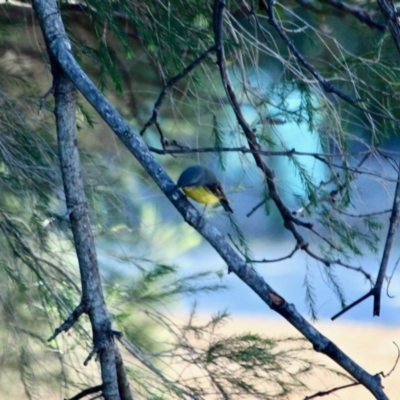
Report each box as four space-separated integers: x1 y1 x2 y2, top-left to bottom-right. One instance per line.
174 239 400 326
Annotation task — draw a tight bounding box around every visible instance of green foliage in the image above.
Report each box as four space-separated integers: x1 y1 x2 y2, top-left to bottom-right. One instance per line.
119 263 227 306
212 114 226 168
321 265 347 310
303 262 318 320
229 213 254 262
110 306 345 399
174 312 345 399
317 205 382 257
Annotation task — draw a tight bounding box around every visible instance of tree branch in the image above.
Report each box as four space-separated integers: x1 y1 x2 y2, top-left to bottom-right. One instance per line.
31 2 125 399
304 381 360 399
48 302 86 342
318 0 386 31
114 344 134 400
331 291 372 320
67 385 103 400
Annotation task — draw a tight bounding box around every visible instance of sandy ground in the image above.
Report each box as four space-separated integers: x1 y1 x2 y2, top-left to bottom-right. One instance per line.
1 315 398 399
213 314 400 400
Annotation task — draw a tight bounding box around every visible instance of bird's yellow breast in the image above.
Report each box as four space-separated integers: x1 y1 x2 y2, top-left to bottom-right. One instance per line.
182 186 220 205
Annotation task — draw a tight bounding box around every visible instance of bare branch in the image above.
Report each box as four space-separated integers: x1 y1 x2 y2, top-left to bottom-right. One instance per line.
381 342 400 378
67 385 103 400
38 82 56 113
331 291 372 321
149 144 398 182
48 302 86 342
84 346 99 366
214 0 310 252
304 381 359 399
338 209 392 218
250 244 300 263
246 198 267 217
386 255 400 298
305 248 373 281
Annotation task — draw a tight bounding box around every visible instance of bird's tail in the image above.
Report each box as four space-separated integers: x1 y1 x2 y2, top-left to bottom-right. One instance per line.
220 198 233 213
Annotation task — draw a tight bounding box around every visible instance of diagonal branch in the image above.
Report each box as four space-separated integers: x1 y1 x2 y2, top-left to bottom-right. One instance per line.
114 344 134 400
48 302 86 342
318 0 386 31
140 45 217 138
67 385 103 400
261 0 359 105
304 381 360 399
331 291 372 320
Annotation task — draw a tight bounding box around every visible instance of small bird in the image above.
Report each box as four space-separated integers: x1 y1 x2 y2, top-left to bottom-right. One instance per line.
177 165 233 213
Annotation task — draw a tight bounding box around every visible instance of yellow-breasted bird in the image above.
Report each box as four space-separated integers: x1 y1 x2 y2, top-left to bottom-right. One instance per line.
177 165 233 213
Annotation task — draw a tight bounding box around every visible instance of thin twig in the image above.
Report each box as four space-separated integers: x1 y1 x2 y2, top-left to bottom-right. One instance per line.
48 302 86 341
304 381 359 399
149 144 366 158
386 255 400 298
67 385 103 400
338 209 392 218
148 145 399 182
214 0 308 250
246 198 267 217
140 45 216 137
38 82 56 113
331 291 372 320
251 244 299 263
84 345 99 366
304 245 373 281
381 342 400 377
